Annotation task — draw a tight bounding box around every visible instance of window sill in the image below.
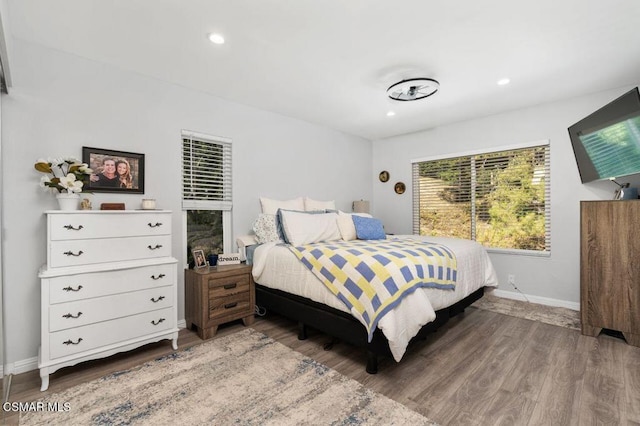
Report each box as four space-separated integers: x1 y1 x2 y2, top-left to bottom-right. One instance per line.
486 247 550 258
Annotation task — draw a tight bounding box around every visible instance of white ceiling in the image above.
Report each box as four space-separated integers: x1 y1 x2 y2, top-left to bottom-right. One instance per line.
6 0 640 140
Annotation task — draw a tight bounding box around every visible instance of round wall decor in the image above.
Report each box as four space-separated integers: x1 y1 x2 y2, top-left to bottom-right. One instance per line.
379 171 390 182
394 182 406 194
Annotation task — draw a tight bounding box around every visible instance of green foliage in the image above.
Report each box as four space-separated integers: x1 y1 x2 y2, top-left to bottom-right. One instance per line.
186 210 223 264
418 148 547 251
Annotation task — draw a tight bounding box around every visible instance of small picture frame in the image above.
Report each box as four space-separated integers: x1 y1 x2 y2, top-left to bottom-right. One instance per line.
82 147 145 193
192 249 207 269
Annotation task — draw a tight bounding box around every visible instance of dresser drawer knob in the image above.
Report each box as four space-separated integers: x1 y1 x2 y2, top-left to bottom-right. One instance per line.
63 224 84 231
151 273 166 280
150 296 165 303
62 285 83 292
147 222 163 228
147 244 163 250
223 283 237 290
224 302 238 309
63 338 83 346
62 312 83 319
63 250 84 257
151 318 166 326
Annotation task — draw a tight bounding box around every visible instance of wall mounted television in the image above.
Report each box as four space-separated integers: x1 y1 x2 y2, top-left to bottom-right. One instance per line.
568 87 640 183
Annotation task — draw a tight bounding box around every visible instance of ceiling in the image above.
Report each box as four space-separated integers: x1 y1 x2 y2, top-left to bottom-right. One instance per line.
6 0 640 140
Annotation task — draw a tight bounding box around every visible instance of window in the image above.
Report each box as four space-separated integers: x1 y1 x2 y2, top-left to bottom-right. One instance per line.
182 130 232 265
412 141 550 253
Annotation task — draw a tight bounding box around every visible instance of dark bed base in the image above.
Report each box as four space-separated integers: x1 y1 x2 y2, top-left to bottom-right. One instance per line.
255 284 485 374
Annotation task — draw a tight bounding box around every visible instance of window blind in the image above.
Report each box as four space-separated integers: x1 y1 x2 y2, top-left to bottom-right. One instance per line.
181 131 232 211
412 142 550 252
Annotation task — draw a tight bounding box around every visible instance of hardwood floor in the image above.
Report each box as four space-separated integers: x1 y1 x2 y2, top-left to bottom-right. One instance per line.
3 306 640 425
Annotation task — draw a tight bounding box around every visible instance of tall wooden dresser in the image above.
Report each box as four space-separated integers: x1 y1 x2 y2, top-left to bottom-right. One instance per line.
580 200 640 346
38 210 179 391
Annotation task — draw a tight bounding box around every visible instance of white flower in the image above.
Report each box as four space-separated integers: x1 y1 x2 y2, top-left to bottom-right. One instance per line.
39 175 52 190
58 173 84 193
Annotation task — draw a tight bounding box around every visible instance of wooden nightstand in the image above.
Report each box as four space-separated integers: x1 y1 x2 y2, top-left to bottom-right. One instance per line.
185 264 255 339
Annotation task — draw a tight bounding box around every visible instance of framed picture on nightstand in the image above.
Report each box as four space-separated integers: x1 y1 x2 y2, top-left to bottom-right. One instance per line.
192 249 207 269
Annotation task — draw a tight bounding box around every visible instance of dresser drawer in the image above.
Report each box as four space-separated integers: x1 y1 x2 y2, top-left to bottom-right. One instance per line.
49 307 174 359
209 292 252 321
49 235 172 268
208 274 251 299
48 263 175 304
49 213 171 241
49 287 174 332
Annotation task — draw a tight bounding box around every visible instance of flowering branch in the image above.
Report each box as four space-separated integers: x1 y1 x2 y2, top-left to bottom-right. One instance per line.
34 157 93 194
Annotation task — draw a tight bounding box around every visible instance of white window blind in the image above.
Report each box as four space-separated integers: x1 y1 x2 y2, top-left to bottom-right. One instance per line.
181 131 232 211
412 142 550 253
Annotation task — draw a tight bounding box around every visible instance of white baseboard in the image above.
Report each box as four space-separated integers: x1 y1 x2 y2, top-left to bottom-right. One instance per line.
491 288 580 311
3 356 38 375
6 319 190 375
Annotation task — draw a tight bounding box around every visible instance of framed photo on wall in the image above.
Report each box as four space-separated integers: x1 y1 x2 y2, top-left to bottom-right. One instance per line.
82 147 145 193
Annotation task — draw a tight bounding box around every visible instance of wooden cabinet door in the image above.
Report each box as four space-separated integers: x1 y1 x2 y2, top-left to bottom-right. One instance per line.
581 201 640 334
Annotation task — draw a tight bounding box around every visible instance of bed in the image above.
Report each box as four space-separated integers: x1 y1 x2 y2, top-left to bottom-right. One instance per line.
246 203 498 373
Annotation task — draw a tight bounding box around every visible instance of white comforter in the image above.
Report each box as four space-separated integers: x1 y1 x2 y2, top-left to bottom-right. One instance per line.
252 235 498 361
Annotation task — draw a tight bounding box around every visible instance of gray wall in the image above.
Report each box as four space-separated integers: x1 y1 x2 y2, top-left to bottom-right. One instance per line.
1 40 372 368
372 85 640 306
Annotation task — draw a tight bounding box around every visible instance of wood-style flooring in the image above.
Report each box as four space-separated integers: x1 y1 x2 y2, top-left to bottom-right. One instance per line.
3 305 640 425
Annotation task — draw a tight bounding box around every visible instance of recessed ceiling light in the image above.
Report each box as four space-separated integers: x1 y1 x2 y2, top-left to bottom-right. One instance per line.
497 78 510 86
208 33 225 44
387 111 396 117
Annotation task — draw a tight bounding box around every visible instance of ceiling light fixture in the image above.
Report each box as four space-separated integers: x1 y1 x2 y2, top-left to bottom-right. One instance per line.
208 33 225 44
497 78 510 85
387 78 440 101
386 111 396 117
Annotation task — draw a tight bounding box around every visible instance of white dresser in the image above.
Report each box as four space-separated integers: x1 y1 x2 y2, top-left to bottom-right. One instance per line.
38 210 179 391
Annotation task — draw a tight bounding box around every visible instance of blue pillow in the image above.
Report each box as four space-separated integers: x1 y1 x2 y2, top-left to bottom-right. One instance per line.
352 216 386 240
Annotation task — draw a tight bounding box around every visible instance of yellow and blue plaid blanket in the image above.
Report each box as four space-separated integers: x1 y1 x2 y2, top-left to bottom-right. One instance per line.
288 238 457 341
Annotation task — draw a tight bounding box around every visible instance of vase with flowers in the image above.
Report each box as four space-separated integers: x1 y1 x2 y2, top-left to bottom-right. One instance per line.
34 157 93 210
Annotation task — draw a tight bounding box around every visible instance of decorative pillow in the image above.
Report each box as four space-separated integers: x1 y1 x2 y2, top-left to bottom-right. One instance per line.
260 197 304 215
352 215 386 240
304 197 336 212
337 211 372 241
252 214 283 244
278 210 341 246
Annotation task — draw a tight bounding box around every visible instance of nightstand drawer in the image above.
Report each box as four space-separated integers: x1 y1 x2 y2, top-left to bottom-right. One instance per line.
208 274 251 299
209 292 252 321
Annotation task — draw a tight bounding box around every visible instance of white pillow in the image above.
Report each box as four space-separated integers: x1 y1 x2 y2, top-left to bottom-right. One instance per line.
337 211 372 241
304 197 336 212
279 210 341 246
260 197 304 215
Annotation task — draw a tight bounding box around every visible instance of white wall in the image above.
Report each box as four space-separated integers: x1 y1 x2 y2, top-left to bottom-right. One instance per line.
372 85 640 306
1 40 371 366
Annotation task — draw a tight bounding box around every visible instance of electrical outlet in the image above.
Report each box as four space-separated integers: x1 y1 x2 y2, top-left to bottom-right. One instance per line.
508 274 515 285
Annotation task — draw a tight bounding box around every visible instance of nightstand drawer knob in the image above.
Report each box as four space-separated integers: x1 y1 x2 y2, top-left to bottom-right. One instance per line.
62 312 83 319
151 273 166 280
147 222 163 228
63 250 84 257
147 244 163 250
151 318 166 326
62 285 83 292
224 302 238 309
63 224 84 231
151 296 165 303
63 338 83 346
223 283 237 290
